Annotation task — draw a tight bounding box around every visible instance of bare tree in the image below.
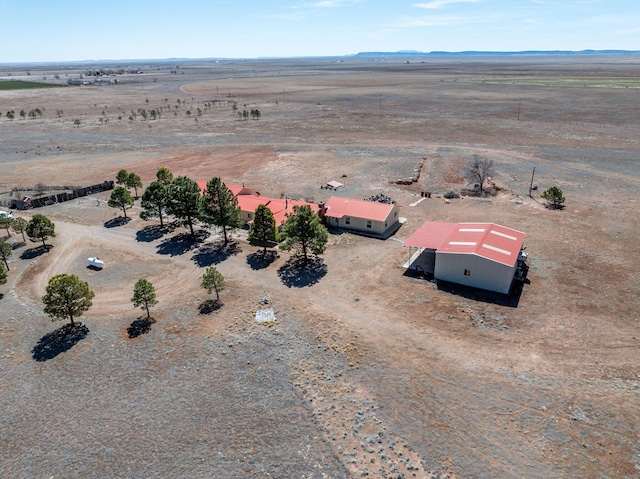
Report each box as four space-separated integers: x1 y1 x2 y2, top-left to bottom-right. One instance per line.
465 155 495 196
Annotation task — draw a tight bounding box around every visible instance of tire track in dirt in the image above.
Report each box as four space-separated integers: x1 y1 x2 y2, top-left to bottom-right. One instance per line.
14 220 204 317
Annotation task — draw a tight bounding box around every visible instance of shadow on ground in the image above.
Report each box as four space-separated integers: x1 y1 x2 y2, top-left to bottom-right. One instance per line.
11 241 26 250
157 231 209 256
127 317 156 338
277 256 327 288
246 251 279 270
436 279 527 308
31 322 89 362
136 224 172 242
198 299 223 314
192 240 241 267
20 244 52 259
104 216 132 228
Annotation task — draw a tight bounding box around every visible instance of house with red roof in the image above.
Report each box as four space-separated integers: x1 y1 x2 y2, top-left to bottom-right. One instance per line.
403 221 527 294
197 180 320 229
237 196 321 229
323 196 400 237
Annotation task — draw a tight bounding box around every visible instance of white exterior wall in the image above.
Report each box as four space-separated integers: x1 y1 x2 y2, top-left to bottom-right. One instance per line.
327 205 399 236
434 252 516 294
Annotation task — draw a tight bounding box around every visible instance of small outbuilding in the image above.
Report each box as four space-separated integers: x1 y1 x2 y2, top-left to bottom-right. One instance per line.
325 180 344 190
323 196 400 237
404 222 527 294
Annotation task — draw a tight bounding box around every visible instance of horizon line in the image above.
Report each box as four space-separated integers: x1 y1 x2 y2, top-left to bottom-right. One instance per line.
2 49 640 67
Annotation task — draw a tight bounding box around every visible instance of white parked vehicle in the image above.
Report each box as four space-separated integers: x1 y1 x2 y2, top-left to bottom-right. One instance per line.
87 257 104 269
0 210 14 218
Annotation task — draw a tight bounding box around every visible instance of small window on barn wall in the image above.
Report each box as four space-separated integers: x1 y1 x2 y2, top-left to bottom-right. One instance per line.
345 217 350 225
394 211 397 217
464 269 471 276
248 213 253 219
366 220 372 229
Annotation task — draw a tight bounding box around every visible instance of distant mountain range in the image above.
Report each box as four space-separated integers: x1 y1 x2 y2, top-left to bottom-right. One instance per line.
354 50 639 57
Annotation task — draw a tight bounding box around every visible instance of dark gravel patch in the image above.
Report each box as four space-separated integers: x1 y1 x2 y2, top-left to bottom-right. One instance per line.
0 301 349 478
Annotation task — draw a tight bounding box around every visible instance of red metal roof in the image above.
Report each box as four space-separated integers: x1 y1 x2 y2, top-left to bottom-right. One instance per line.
196 180 319 227
324 196 395 222
237 196 320 227
403 221 525 267
197 181 256 197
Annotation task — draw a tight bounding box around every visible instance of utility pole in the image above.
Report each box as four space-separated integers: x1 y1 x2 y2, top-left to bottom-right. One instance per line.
517 102 522 121
529 166 536 198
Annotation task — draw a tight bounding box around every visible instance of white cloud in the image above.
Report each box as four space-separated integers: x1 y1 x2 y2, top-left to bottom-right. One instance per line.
414 0 479 9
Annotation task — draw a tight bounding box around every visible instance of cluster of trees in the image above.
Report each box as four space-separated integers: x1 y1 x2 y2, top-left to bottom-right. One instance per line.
0 213 56 286
40 266 227 327
237 109 261 120
134 167 328 260
106 169 145 218
3 108 44 121
3 168 327 335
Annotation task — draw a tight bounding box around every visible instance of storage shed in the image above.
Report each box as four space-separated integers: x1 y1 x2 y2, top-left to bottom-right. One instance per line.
323 196 400 237
404 222 527 294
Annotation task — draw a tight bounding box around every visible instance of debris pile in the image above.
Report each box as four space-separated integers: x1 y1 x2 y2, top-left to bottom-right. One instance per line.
364 194 396 204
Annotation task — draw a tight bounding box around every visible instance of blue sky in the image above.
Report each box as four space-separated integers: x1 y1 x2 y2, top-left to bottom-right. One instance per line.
2 0 639 62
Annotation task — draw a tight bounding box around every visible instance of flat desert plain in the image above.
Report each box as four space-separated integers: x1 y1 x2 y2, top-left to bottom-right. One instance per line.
0 56 638 478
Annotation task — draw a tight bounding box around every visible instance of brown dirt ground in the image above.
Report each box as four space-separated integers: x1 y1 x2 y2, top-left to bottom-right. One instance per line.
0 56 638 478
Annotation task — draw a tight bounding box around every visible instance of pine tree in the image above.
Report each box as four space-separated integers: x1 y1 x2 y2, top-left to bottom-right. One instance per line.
280 205 328 262
42 274 94 325
198 177 241 245
165 176 201 235
131 279 158 319
248 204 279 253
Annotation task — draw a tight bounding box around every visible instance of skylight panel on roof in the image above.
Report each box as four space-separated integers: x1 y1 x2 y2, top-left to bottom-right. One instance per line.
490 230 517 241
459 228 485 232
449 241 477 246
482 244 511 255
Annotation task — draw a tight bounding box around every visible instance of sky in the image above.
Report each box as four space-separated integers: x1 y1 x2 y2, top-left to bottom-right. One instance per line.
2 0 640 63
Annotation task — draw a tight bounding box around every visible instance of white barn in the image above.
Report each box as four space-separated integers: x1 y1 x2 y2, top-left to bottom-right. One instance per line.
404 222 527 294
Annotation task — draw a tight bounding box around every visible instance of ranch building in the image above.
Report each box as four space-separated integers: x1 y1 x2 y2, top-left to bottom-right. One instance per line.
196 181 320 229
322 196 400 237
404 221 528 294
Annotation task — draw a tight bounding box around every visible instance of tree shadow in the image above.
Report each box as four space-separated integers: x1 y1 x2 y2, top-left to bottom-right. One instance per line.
11 241 27 250
104 216 132 228
136 224 172 242
191 240 241 267
31 322 89 362
277 256 327 288
198 299 223 314
0 293 4 301
157 231 209 256
20 244 52 259
127 317 156 338
246 250 279 270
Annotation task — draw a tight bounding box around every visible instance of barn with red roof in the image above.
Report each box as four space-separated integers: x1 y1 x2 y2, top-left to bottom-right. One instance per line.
404 221 528 294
